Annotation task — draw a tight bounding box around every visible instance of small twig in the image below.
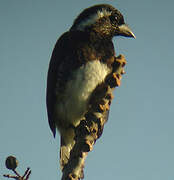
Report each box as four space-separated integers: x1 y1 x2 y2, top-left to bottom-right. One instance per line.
24 169 31 180
3 167 31 180
13 170 20 177
3 174 19 180
21 167 31 180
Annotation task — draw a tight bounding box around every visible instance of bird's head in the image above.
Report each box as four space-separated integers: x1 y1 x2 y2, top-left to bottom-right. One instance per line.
70 4 135 39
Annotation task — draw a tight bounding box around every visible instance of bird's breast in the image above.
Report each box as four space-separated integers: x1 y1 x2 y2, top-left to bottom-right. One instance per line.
55 60 111 127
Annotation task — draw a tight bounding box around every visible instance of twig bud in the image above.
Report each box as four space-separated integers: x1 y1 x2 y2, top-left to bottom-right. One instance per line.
5 156 18 170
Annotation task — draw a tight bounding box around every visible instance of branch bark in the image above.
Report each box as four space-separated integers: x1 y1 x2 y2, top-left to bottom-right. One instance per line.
61 54 127 180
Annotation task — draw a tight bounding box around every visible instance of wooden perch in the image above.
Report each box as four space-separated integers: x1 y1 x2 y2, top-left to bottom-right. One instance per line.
61 54 127 180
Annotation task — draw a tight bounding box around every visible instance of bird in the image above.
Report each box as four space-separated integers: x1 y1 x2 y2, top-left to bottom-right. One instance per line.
46 4 135 171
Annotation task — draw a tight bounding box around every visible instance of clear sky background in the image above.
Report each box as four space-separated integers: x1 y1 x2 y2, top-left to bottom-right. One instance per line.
0 0 174 179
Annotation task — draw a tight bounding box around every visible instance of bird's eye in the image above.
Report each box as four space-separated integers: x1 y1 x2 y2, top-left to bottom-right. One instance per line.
109 15 118 23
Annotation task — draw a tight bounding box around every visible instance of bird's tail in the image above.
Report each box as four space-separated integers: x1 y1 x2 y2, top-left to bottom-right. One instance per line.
60 128 75 170
60 128 84 179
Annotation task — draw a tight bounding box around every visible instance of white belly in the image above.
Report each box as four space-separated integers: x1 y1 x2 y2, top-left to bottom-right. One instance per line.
56 60 111 126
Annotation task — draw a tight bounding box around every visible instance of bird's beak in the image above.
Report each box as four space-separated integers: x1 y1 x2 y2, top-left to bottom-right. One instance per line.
117 24 136 38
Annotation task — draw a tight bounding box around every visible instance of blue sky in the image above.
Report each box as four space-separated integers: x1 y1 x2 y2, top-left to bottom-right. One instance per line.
1 0 174 179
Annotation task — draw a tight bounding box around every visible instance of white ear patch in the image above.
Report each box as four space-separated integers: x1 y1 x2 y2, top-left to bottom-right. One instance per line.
74 9 111 31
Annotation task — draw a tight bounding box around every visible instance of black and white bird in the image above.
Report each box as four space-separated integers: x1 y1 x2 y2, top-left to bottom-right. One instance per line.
46 4 135 170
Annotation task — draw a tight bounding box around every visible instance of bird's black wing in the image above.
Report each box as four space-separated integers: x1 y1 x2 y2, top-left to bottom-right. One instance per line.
46 31 89 137
46 32 71 137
